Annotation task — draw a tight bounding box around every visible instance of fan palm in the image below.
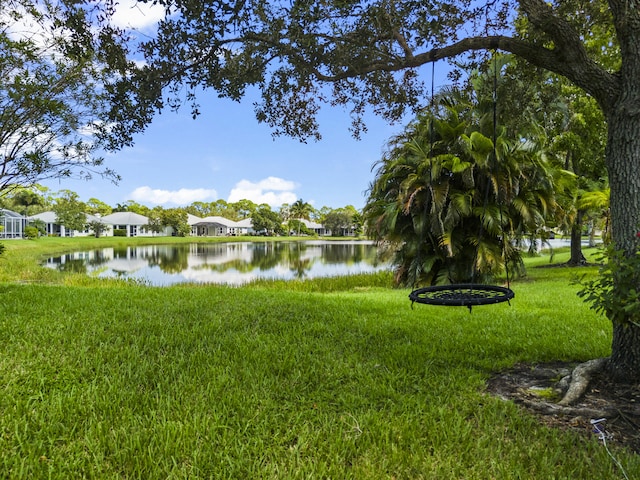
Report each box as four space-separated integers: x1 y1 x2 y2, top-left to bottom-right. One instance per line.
579 182 610 244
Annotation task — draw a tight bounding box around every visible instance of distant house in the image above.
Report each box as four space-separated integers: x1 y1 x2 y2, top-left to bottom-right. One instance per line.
101 212 152 237
192 216 244 236
187 214 203 236
301 219 330 236
8 208 337 239
235 218 254 236
0 209 24 238
28 211 112 237
29 211 66 236
83 214 114 237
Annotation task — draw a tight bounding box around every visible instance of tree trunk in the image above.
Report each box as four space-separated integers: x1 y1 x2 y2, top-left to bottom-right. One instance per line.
568 210 586 266
609 323 640 382
588 221 597 248
604 105 640 383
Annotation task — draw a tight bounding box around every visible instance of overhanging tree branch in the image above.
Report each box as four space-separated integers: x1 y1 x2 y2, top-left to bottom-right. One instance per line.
302 33 614 112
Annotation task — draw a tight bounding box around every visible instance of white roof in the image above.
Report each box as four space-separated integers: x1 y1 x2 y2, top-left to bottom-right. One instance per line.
302 219 324 229
194 216 240 227
187 214 202 225
1 209 22 218
29 211 110 224
85 213 104 223
102 211 149 225
29 211 109 223
236 218 253 228
29 211 57 223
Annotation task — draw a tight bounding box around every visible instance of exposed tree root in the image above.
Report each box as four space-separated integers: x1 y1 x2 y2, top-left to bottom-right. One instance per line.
558 358 608 406
486 360 640 453
510 358 615 419
518 397 618 419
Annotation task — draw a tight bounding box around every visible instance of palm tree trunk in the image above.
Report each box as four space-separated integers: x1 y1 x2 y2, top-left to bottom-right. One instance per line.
568 210 586 265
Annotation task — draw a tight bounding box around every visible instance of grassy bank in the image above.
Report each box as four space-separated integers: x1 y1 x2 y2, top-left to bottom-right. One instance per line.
0 238 636 478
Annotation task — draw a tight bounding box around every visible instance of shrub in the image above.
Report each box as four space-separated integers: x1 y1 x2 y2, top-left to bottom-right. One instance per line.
114 229 127 237
24 226 39 239
578 242 640 326
175 224 191 237
87 220 108 238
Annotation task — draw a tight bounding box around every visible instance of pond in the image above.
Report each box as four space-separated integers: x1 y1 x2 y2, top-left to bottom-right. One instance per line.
44 240 390 286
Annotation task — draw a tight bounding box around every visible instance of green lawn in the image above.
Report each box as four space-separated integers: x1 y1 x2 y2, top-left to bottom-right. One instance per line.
0 237 637 478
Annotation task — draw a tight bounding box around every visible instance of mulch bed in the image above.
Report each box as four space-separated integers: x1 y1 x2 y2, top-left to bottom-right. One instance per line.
485 361 640 454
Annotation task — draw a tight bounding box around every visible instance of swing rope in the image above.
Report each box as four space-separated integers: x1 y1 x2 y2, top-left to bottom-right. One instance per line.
493 58 512 292
410 54 514 311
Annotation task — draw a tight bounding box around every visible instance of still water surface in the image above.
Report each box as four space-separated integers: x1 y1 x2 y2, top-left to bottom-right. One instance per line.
45 240 389 286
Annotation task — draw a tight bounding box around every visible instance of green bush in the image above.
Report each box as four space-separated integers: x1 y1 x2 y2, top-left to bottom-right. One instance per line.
24 226 39 239
578 242 640 326
114 229 127 237
174 224 191 237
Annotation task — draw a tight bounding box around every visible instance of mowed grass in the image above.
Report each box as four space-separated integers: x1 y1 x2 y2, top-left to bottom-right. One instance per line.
0 238 637 478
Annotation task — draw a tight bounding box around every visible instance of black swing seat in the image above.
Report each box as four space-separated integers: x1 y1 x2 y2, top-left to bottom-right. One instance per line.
409 283 514 307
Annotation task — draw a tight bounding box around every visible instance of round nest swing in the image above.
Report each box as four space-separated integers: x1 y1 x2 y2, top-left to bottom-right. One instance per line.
408 56 515 313
409 284 515 309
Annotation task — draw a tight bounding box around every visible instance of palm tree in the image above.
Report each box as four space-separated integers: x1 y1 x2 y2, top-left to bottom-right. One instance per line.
289 199 313 236
364 70 558 287
497 57 607 265
579 182 611 245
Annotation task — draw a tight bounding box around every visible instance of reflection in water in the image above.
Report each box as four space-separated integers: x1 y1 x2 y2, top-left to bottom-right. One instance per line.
44 241 388 286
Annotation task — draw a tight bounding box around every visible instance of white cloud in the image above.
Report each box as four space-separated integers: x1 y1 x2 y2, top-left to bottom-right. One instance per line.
256 177 297 191
130 186 218 205
111 0 166 30
4 2 164 45
227 177 298 206
4 5 64 53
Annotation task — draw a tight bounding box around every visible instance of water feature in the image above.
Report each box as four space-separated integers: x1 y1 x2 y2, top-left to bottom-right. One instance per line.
44 240 389 286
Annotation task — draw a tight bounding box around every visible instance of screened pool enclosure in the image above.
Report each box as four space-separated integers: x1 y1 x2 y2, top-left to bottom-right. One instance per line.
0 209 24 238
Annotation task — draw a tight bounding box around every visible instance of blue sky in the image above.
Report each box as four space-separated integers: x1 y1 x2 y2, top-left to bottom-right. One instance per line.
40 2 447 212
45 91 407 211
